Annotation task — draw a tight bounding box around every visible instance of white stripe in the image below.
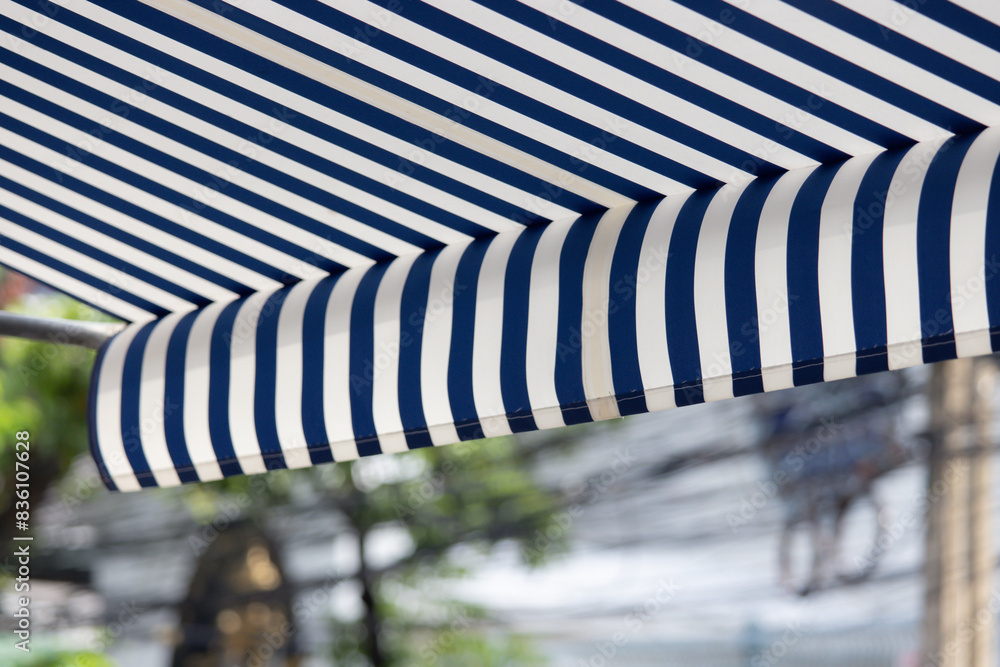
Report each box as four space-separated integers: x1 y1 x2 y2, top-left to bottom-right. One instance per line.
0 184 231 304
227 292 269 475
118 0 633 208
884 138 947 369
223 0 685 196
55 2 576 224
0 127 285 292
274 279 315 468
624 0 950 142
581 205 632 420
364 0 801 178
0 63 427 256
136 312 183 488
472 232 520 437
694 185 743 401
636 195 687 411
426 0 815 173
93 324 142 491
951 128 1000 358
420 242 467 445
0 157 270 296
818 152 878 381
521 0 881 158
0 13 549 233
371 253 421 454
755 167 815 391
727 0 1000 128
0 248 152 322
0 213 192 314
1 95 368 273
323 267 366 461
834 0 1000 84
183 301 227 482
526 217 575 429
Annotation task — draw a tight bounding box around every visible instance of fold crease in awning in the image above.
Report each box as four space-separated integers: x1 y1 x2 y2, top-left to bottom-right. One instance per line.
1 0 999 490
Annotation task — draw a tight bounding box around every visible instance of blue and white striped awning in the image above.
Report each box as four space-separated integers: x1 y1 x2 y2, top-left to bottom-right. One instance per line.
1 0 999 489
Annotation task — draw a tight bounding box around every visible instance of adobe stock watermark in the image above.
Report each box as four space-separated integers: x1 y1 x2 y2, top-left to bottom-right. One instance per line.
576 579 681 667
416 611 473 665
750 620 807 667
1 0 61 56
726 417 844 532
242 566 352 666
927 589 1000 667
350 277 469 396
851 458 966 574
521 447 638 562
557 241 670 363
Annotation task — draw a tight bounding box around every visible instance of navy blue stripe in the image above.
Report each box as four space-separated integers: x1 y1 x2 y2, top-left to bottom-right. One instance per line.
555 213 602 424
254 289 290 471
87 339 117 490
986 144 1000 352
901 0 1000 54
398 252 438 449
163 310 201 484
0 146 253 295
726 179 777 396
325 0 787 181
851 149 907 375
669 0 976 135
208 300 245 478
0 171 238 300
119 321 158 488
349 263 391 456
0 235 167 317
0 111 344 280
577 0 910 150
607 200 659 415
448 239 491 440
0 125 291 286
917 135 975 363
787 163 841 385
783 0 999 130
666 191 715 406
0 22 546 234
191 0 676 199
0 199 207 308
52 1 603 213
499 225 545 432
301 275 340 465
0 77 430 258
462 0 843 168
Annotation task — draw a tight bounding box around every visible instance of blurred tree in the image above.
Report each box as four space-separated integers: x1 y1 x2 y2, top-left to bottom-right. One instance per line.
327 437 560 667
0 269 571 665
190 434 567 667
0 276 113 548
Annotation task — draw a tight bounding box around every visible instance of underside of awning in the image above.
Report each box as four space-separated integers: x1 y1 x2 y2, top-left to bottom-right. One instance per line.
1 0 998 490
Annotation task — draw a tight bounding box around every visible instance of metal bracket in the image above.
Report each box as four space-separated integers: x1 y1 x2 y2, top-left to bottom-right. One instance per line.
0 310 125 349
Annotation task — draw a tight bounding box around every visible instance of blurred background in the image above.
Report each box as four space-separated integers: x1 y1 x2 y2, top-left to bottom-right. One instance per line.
1 267 998 667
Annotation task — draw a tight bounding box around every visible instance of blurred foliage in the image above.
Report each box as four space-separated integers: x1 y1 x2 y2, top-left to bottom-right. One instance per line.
0 272 566 666
189 436 565 666
0 285 115 546
0 647 116 667
0 297 102 450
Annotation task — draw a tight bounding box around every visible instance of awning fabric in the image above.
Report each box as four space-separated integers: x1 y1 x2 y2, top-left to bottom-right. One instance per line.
0 0 999 489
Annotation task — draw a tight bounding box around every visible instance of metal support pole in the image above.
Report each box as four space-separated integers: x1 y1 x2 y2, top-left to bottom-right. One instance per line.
0 310 124 349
